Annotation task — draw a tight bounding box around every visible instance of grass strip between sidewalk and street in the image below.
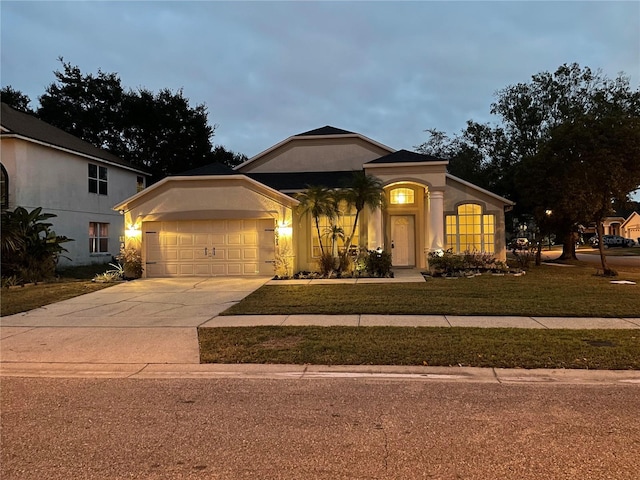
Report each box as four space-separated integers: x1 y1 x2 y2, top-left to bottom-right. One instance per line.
198 326 640 370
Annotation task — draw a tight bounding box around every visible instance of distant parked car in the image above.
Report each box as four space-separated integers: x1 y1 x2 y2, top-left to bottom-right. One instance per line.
593 235 636 248
510 237 529 250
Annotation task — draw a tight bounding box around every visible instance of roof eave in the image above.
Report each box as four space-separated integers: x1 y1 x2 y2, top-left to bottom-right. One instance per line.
1 132 150 176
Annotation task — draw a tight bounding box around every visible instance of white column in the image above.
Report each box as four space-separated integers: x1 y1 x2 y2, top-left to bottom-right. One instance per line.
428 190 445 251
367 207 383 250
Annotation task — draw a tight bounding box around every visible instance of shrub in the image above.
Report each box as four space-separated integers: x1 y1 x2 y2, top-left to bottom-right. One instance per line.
93 263 124 283
317 252 336 277
365 249 393 277
1 206 72 282
117 246 143 279
429 249 509 276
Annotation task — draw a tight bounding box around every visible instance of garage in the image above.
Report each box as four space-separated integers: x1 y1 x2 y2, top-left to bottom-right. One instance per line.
143 219 275 277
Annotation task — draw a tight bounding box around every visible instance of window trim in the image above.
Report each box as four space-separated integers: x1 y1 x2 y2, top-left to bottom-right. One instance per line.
88 163 108 195
445 203 495 254
89 222 110 254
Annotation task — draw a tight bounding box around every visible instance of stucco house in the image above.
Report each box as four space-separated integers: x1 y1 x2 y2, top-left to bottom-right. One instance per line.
114 126 514 277
620 211 640 242
0 102 148 266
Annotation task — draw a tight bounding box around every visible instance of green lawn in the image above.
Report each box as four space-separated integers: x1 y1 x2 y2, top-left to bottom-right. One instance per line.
223 264 640 317
1 264 114 316
198 326 640 369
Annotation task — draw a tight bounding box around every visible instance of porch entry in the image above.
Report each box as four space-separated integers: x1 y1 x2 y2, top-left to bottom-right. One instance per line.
391 215 415 267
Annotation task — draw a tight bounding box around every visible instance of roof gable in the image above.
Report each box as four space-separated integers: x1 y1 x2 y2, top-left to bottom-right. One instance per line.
235 126 394 173
0 102 144 173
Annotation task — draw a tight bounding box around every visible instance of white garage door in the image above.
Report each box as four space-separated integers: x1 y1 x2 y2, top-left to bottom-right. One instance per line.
143 219 275 277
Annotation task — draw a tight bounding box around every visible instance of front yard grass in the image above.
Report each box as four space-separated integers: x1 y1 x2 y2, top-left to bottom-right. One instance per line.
198 326 640 369
223 264 640 317
1 264 114 316
1 281 113 316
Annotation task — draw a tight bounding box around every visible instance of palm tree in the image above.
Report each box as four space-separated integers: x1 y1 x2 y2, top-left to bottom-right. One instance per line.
340 172 386 252
295 185 337 256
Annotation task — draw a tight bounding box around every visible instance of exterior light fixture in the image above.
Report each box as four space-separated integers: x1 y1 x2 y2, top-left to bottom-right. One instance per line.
125 223 141 238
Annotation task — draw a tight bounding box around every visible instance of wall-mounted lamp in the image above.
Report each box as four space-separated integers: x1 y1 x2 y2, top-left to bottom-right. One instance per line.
125 222 141 238
277 223 293 237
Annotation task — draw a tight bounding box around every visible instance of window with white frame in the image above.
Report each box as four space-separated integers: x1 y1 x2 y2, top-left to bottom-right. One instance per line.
88 164 108 195
445 204 495 253
89 222 109 253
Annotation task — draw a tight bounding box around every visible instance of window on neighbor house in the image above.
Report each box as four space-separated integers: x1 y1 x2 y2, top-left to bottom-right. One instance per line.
89 222 109 253
0 164 8 210
445 203 495 254
311 213 359 257
136 176 145 193
389 187 414 205
88 164 108 195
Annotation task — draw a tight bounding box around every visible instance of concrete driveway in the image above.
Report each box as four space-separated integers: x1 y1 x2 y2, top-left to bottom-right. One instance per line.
0 277 270 365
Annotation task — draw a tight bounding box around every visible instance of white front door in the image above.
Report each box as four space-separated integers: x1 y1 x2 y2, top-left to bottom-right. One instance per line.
391 215 415 267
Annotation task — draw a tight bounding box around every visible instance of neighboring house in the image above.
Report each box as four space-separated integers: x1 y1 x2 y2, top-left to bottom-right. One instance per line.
0 102 148 267
583 212 640 242
114 126 514 278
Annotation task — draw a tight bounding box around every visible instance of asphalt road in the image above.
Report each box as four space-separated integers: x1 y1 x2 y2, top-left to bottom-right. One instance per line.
2 377 639 479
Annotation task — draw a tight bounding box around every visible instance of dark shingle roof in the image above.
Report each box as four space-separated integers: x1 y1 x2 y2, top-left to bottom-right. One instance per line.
366 149 446 164
175 162 236 176
246 171 360 191
295 126 356 137
0 102 142 171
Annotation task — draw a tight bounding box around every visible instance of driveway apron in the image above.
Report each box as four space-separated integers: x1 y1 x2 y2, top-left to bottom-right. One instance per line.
0 277 270 365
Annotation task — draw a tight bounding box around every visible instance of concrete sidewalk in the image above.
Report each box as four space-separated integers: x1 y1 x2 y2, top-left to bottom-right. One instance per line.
200 314 640 329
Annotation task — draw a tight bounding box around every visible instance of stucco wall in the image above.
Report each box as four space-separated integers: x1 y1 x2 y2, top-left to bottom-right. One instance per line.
1 137 142 266
239 137 392 173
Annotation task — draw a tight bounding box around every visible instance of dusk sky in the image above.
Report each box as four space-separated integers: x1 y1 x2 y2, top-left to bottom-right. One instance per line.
2 1 639 159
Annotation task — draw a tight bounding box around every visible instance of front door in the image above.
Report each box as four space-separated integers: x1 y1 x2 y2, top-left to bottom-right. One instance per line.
391 215 415 267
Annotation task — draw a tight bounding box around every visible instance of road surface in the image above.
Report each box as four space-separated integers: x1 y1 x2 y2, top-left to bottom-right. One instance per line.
2 376 638 479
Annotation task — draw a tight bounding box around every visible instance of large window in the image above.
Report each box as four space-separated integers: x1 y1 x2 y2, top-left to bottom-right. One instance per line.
1 164 8 210
311 213 358 257
89 222 109 253
89 164 108 195
446 204 495 253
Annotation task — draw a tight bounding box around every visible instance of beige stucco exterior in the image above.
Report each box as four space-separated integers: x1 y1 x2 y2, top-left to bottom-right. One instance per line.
621 212 640 241
237 133 394 174
115 128 514 277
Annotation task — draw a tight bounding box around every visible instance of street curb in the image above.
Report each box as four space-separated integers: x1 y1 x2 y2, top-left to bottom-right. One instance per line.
1 362 639 385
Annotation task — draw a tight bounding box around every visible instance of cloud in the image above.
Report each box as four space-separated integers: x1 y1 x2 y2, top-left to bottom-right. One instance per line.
2 0 638 157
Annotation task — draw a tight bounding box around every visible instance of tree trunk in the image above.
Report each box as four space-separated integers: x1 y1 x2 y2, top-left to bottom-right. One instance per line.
596 220 616 276
558 231 578 260
535 241 542 266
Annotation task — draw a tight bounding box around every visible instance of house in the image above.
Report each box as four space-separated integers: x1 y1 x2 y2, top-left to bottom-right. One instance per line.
114 126 514 277
583 211 640 243
0 103 148 266
621 211 640 242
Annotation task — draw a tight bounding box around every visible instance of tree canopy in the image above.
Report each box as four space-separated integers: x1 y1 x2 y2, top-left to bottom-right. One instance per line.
4 58 247 182
416 63 640 260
